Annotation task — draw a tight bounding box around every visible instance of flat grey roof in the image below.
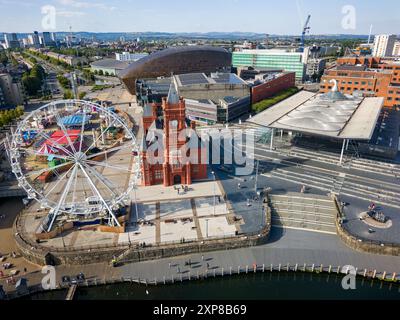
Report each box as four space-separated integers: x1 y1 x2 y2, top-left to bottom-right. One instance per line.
247 90 384 140
174 72 246 87
90 58 130 70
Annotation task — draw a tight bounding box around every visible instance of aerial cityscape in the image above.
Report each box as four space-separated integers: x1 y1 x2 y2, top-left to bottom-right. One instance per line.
1 0 400 307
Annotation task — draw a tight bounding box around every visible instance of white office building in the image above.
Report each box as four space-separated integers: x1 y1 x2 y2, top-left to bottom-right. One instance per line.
393 41 400 56
115 51 148 62
373 34 397 57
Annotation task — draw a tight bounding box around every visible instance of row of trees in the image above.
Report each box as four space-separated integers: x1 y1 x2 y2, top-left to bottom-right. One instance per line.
21 64 46 97
57 74 71 89
93 69 113 76
0 106 24 128
0 51 8 67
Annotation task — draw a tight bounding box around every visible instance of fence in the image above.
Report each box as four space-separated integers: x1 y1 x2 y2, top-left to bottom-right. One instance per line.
14 196 272 265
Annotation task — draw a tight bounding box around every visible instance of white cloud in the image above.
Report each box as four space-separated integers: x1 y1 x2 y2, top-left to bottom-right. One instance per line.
58 0 115 10
56 10 86 17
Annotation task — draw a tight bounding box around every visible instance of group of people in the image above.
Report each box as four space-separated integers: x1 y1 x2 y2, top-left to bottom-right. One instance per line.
170 255 210 274
175 185 189 195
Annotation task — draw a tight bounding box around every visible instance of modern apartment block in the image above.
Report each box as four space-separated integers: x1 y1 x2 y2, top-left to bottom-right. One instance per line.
232 49 306 81
320 57 400 108
4 33 20 49
0 73 26 107
373 34 397 57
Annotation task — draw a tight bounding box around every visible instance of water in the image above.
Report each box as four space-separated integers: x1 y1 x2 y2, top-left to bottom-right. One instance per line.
26 272 400 300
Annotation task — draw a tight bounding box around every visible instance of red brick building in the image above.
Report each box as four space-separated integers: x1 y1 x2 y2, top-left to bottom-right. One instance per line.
141 84 207 186
250 72 295 104
320 57 400 108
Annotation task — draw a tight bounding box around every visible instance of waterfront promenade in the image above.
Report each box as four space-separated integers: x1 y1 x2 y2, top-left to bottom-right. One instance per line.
119 228 400 282
3 227 400 297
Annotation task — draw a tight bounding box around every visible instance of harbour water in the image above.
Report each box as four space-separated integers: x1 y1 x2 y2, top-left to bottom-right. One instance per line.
25 272 400 300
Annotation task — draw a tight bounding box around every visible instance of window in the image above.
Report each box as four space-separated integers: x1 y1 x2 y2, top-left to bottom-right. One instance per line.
155 170 163 180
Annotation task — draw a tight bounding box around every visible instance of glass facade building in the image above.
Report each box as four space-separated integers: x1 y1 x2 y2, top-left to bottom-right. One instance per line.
232 50 306 81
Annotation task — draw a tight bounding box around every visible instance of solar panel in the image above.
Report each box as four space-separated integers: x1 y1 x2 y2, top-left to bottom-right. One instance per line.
178 73 208 85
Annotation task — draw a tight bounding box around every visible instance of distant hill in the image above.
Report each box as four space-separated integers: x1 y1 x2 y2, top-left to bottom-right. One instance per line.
1 31 374 42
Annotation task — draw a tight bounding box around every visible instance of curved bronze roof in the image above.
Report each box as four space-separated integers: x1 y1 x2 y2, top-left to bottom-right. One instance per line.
118 46 231 94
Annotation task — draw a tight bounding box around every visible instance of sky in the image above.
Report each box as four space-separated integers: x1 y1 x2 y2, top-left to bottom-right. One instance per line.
0 0 399 35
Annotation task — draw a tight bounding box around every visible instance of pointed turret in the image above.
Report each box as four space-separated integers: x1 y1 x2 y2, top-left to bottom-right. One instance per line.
167 83 179 105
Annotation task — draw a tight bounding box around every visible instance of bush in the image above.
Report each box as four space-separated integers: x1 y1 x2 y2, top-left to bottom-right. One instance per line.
252 87 299 114
79 91 87 99
63 90 73 99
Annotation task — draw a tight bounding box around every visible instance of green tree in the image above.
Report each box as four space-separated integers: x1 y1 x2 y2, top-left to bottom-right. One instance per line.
79 91 87 99
98 70 104 76
63 90 73 99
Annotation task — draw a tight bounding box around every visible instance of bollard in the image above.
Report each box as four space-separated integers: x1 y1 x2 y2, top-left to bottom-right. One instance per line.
145 279 148 286
311 264 315 272
278 264 281 272
355 268 358 275
238 265 240 274
253 265 256 273
163 276 166 285
337 266 341 274
346 266 350 275
382 271 387 280
197 271 199 280
328 265 332 273
320 264 323 273
155 278 157 285
363 269 367 277
230 267 232 275
214 269 216 278
392 273 396 281
295 264 298 272
270 264 273 272
246 265 249 274
172 275 174 283
262 264 265 272
372 270 377 279
189 272 191 281
287 263 290 271
303 263 306 272
180 274 183 282
222 268 224 277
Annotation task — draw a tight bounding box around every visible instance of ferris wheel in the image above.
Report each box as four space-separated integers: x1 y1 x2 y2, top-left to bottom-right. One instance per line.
8 100 140 232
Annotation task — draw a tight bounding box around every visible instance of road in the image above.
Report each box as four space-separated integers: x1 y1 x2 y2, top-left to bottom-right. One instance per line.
201 121 400 244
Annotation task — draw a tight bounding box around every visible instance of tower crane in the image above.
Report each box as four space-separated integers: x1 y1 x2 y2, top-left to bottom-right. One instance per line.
300 14 311 52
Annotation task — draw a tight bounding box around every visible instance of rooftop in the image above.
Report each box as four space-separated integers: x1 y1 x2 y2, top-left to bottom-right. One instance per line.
248 88 384 140
174 72 246 87
90 58 130 70
234 49 305 56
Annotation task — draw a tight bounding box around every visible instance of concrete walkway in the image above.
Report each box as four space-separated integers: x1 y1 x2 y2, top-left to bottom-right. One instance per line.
119 228 400 282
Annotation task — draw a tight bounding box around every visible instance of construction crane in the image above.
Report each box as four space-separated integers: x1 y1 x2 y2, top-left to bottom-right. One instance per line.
299 14 311 52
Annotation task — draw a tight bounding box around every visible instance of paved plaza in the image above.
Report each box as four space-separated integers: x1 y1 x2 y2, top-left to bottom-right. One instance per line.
21 172 239 249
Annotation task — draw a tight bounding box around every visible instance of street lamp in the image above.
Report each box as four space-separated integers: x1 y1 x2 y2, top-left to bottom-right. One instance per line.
133 185 139 224
206 218 210 238
211 171 216 216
